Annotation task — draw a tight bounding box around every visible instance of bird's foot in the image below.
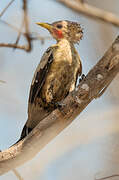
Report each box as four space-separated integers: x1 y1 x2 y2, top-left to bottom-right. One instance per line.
79 74 86 83
54 101 67 116
54 101 66 109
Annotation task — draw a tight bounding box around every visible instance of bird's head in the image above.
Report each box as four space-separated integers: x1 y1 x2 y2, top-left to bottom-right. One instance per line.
36 20 83 44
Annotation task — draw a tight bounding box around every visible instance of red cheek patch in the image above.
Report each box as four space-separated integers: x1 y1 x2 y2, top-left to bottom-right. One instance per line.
53 29 64 39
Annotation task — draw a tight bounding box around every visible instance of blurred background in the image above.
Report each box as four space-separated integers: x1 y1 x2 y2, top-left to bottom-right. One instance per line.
0 0 119 179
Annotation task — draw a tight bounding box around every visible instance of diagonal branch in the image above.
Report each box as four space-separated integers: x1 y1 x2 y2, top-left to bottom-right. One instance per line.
0 36 119 175
0 0 15 18
95 174 119 180
12 169 24 180
58 0 119 27
13 17 25 50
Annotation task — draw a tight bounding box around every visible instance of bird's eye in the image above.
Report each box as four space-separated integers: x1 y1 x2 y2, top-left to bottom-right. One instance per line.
56 24 63 29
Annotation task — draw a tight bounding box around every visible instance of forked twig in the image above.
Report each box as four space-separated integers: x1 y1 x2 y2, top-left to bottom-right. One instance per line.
0 0 32 52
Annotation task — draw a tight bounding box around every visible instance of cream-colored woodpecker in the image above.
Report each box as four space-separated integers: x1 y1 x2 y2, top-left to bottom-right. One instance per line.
20 20 83 140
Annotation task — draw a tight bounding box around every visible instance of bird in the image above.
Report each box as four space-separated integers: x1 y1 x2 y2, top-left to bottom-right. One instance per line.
19 20 83 141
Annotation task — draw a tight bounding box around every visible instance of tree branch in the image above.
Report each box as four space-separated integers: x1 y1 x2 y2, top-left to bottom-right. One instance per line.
0 0 15 18
22 0 31 51
0 0 48 51
12 169 24 180
58 0 119 27
0 19 50 45
95 174 119 180
0 0 32 52
0 36 119 175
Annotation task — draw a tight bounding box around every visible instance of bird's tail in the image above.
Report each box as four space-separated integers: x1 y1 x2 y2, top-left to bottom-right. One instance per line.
19 123 32 141
11 123 32 146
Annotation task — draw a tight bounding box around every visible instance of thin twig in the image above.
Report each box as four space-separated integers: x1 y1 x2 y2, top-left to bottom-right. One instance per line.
0 0 15 18
13 17 25 50
22 0 32 51
31 32 51 43
95 174 119 180
0 43 29 51
59 0 119 27
0 19 49 43
12 169 24 180
0 19 25 35
0 0 32 52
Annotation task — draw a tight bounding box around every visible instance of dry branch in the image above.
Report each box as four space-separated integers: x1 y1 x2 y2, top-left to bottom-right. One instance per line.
95 174 119 180
0 0 15 18
22 0 31 51
0 36 119 175
0 0 48 51
13 18 25 50
59 0 119 27
0 0 32 52
0 19 50 45
0 43 29 51
12 169 24 180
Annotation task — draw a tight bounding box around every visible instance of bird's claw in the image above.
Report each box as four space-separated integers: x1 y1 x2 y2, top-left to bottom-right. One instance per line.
54 102 67 116
54 102 66 109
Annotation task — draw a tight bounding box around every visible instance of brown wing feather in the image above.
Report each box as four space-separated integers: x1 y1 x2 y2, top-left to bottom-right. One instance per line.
19 47 57 140
29 47 55 104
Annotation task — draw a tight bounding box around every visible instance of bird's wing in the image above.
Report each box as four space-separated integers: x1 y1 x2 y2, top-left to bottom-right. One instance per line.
29 46 57 104
19 46 59 140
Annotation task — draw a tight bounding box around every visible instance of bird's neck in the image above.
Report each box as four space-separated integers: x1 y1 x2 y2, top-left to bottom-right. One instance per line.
54 38 77 65
57 38 74 49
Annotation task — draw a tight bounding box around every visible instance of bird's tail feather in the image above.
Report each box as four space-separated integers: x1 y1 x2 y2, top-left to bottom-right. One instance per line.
19 124 32 141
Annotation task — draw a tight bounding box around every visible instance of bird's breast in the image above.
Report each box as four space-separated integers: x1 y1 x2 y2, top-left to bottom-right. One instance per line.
41 40 80 105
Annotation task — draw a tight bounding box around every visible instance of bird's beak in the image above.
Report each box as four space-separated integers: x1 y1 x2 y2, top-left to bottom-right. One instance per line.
36 22 52 31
